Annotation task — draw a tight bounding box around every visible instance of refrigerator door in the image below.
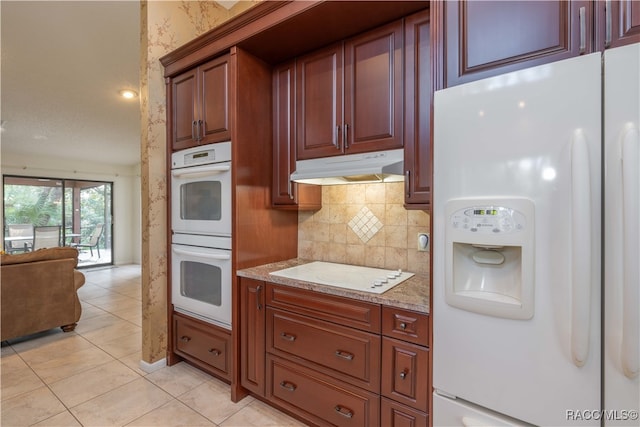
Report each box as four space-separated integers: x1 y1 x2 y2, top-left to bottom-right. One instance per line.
433 53 602 426
433 393 531 427
604 43 640 426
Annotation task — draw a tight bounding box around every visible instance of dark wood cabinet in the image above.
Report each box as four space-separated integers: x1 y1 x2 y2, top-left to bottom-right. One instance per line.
440 0 594 87
597 0 640 49
381 307 430 422
173 312 231 381
267 355 380 427
295 43 344 160
272 61 322 210
239 277 266 396
404 10 432 209
238 281 431 426
343 20 404 155
171 54 231 151
296 20 403 160
381 397 429 427
381 337 429 413
267 307 381 392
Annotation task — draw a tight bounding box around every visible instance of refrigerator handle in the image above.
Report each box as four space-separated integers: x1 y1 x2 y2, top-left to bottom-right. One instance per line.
621 125 639 379
462 417 495 427
571 130 592 367
578 6 587 54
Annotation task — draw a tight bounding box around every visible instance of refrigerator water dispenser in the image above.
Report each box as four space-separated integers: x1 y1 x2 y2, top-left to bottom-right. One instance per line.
445 198 535 320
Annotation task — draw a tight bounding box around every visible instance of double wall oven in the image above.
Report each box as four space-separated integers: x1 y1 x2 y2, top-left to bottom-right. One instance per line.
170 141 232 329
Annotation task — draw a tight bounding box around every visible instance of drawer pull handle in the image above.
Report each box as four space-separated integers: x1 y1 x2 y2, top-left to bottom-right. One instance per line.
280 332 296 342
334 405 354 418
335 350 354 361
399 369 409 379
399 322 407 330
208 348 221 356
180 336 191 343
279 381 297 392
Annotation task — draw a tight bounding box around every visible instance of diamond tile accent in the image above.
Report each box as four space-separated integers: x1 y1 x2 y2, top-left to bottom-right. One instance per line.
348 207 383 243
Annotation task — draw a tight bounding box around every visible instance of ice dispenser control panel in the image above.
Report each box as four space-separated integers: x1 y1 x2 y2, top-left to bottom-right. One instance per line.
450 206 526 234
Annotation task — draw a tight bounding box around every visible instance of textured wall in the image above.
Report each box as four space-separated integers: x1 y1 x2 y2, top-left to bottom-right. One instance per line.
140 0 258 364
298 182 430 276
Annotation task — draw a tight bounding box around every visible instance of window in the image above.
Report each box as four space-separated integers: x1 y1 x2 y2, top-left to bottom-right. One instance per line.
3 175 113 267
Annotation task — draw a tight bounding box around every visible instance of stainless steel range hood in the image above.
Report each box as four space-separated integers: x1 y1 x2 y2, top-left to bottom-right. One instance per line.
290 149 404 185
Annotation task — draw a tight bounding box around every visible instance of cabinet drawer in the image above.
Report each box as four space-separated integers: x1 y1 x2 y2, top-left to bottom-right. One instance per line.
382 306 429 346
174 313 230 376
381 397 428 427
267 355 380 427
266 283 381 333
381 337 429 412
267 307 380 392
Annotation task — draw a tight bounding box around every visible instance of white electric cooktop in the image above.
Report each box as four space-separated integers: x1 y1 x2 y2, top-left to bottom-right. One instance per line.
270 261 414 294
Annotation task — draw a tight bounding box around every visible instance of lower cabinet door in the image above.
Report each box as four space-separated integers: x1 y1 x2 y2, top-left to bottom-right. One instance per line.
381 337 429 412
267 355 380 427
381 397 428 427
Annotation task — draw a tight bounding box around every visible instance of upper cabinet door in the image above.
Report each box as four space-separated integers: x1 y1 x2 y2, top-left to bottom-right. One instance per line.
404 10 431 209
344 20 404 154
199 56 231 145
296 43 343 160
443 0 593 87
170 55 231 151
597 0 640 49
171 69 198 151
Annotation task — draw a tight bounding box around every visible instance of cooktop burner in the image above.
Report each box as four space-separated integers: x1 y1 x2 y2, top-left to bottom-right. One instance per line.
270 261 414 294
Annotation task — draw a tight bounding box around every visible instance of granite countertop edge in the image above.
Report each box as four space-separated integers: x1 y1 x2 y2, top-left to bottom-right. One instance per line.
237 258 430 314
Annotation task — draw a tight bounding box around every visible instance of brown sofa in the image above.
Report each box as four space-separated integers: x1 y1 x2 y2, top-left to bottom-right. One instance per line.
1 247 85 341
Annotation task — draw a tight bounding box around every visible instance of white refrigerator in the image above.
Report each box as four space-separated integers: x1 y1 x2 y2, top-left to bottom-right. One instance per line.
432 43 639 426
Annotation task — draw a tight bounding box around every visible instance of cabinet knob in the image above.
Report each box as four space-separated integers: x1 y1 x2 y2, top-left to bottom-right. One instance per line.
208 348 221 356
180 335 191 342
400 369 409 379
334 405 354 418
399 322 407 330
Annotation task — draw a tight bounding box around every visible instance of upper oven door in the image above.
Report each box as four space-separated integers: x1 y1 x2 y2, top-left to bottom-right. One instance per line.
171 164 232 237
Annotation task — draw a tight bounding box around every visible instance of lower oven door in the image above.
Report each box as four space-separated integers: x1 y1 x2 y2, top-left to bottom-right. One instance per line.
171 243 231 329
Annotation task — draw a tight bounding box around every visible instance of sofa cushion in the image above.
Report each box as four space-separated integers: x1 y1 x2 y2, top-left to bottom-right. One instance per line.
1 247 79 267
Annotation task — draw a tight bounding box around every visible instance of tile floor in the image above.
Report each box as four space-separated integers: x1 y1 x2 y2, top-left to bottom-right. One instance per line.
1 264 306 427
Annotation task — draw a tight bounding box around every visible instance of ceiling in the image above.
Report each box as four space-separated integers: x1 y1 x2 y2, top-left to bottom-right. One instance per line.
1 1 143 167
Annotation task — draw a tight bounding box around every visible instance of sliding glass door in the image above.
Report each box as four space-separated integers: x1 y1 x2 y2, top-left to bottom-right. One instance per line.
3 175 113 267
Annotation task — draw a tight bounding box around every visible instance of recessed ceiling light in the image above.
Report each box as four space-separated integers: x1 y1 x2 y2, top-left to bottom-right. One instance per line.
119 89 138 99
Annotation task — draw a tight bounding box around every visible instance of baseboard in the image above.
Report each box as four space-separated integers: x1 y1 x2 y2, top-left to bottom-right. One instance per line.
139 358 166 373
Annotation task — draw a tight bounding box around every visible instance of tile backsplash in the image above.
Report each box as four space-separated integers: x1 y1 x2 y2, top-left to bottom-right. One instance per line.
298 182 430 275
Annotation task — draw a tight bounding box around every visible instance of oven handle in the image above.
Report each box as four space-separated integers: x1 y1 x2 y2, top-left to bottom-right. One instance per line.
171 164 231 179
172 247 231 261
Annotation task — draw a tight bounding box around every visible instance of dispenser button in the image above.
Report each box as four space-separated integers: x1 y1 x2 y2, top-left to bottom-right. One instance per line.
470 228 478 232
493 228 500 233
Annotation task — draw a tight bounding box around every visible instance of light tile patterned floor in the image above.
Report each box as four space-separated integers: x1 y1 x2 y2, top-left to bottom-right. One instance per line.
1 265 306 427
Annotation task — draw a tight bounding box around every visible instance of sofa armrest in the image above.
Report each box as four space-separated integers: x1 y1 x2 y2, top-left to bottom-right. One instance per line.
74 270 86 291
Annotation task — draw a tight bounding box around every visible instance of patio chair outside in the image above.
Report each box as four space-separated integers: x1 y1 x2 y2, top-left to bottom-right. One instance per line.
6 224 34 253
32 226 62 250
71 223 104 258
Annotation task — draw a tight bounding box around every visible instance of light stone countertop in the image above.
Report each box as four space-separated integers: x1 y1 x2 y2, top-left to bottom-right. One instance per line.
236 258 429 314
